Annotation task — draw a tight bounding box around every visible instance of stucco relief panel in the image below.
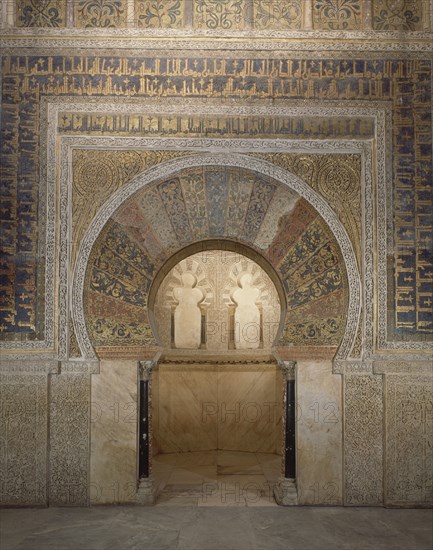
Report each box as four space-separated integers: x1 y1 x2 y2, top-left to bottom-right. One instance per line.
135 0 185 28
49 372 91 505
15 0 67 27
74 0 127 28
372 0 423 30
385 374 433 506
313 0 363 30
344 374 384 505
0 374 48 505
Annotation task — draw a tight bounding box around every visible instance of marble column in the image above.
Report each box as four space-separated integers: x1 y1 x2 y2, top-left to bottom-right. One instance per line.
274 360 298 506
136 359 158 505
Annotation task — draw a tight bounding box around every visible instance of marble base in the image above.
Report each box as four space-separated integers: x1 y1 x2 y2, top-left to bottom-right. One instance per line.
90 360 138 504
136 477 158 505
273 477 298 506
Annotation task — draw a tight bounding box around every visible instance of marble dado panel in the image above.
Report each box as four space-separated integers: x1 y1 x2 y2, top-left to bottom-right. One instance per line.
343 374 383 505
385 374 433 506
0 373 48 505
49 372 91 505
296 360 343 505
152 362 282 454
90 360 138 504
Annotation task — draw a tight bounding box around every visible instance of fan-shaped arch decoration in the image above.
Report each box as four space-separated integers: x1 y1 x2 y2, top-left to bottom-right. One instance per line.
77 156 357 359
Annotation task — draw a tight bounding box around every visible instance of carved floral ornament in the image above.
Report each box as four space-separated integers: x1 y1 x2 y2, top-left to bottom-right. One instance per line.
11 0 427 31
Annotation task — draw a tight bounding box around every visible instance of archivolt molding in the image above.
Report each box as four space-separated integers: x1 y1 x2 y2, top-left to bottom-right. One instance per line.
1 28 433 52
71 152 361 362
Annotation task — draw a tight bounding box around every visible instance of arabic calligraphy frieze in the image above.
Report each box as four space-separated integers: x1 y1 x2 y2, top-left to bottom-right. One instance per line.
59 112 375 139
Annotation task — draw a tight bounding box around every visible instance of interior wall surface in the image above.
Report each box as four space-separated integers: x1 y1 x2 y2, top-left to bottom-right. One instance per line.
1 0 432 508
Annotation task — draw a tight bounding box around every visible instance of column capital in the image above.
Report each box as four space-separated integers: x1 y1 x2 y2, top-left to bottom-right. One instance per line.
278 360 296 381
139 351 161 381
138 360 156 381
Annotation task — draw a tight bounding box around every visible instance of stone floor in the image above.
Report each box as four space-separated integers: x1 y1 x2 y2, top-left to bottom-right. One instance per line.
1 505 432 550
153 450 281 506
2 452 432 550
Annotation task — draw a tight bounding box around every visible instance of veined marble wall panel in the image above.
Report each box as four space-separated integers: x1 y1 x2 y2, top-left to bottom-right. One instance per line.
344 374 383 505
153 362 281 454
296 360 343 505
49 372 91 506
0 373 48 505
217 364 282 453
90 360 138 504
385 374 433 506
153 363 218 453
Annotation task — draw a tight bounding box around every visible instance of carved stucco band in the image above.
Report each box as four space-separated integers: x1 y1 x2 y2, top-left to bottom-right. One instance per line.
1 32 433 52
72 153 361 362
